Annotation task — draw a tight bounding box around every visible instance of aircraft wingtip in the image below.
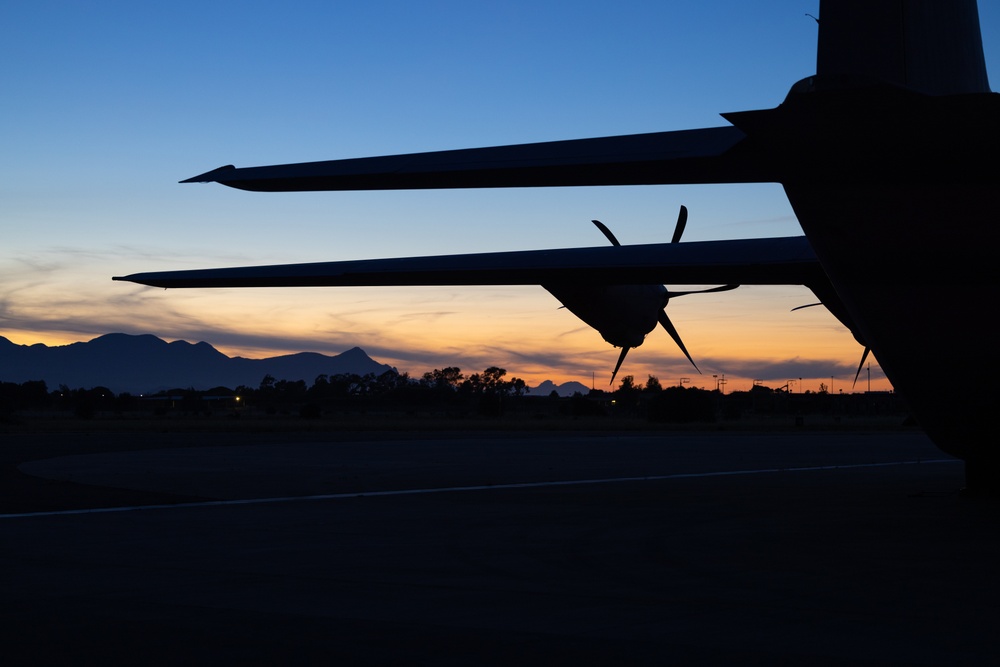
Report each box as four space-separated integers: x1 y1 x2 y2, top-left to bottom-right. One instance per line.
180 164 236 184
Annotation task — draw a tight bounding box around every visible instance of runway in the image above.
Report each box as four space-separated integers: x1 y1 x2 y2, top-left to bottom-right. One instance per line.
3 430 996 664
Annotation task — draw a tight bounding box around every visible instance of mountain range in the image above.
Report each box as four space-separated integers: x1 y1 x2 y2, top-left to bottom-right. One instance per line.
530 379 592 397
0 333 591 396
0 334 395 395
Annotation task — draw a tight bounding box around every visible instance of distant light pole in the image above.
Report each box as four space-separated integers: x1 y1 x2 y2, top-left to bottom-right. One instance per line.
679 377 691 388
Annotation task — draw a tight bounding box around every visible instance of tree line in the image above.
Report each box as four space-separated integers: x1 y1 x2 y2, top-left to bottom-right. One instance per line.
1 367 906 423
0 366 530 419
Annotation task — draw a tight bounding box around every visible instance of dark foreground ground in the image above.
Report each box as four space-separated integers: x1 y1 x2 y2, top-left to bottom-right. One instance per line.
2 428 997 665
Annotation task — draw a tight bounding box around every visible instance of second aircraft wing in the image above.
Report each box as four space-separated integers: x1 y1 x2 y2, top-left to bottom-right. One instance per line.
114 236 820 289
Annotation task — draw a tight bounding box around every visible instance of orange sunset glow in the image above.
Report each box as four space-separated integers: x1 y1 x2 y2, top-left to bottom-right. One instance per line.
1 261 891 394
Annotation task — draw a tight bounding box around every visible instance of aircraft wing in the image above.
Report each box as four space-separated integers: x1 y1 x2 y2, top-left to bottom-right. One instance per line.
114 236 820 289
181 126 776 192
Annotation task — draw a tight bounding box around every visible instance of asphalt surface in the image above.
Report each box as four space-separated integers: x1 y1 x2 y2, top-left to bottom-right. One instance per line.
3 429 996 665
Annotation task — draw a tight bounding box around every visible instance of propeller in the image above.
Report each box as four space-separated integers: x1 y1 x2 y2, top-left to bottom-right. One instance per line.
592 204 687 248
657 284 738 375
591 219 621 246
791 302 822 311
611 347 630 385
790 303 871 389
852 346 871 389
656 204 713 376
657 309 697 372
595 205 737 386
670 204 687 244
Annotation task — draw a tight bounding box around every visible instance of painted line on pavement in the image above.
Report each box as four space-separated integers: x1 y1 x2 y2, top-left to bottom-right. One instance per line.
1 458 959 520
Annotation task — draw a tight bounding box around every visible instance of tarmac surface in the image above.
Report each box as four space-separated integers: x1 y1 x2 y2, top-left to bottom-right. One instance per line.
2 428 997 665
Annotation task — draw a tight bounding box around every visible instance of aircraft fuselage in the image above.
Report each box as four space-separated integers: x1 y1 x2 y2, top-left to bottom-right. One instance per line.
787 178 998 480
764 79 1000 485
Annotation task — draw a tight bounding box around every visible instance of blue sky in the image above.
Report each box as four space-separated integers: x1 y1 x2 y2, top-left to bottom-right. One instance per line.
2 1 998 391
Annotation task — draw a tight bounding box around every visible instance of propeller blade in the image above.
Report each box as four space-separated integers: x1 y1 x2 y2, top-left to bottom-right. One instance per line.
591 219 622 246
670 205 688 244
666 284 739 299
658 309 700 373
610 346 630 385
791 302 823 311
852 347 871 389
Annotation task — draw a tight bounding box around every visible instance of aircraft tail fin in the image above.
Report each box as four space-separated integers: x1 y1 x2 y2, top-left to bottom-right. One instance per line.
816 0 990 95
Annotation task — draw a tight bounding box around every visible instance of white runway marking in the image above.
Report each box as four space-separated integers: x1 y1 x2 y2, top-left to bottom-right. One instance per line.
1 458 959 520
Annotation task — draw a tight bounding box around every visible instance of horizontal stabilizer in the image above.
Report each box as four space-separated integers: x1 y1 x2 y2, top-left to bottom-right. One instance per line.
180 126 776 192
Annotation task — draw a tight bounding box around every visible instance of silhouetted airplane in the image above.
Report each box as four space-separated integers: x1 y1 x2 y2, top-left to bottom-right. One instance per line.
115 1 1000 493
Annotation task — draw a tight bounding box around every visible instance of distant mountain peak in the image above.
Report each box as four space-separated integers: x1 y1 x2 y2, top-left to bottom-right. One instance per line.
529 380 592 397
0 333 396 394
